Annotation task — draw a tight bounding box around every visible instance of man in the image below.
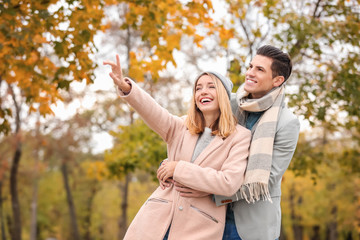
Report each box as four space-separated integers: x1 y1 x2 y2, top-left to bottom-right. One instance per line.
168 45 300 240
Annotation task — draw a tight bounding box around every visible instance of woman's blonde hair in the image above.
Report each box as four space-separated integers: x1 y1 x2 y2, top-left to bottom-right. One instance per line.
185 73 237 138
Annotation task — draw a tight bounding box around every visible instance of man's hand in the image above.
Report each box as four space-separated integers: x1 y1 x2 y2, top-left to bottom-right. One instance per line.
174 181 210 198
159 178 174 190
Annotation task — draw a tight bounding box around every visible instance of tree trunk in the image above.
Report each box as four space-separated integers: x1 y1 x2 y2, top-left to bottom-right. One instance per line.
9 85 22 240
0 181 7 240
310 225 320 240
61 162 80 240
83 182 97 240
10 140 22 240
29 162 39 240
290 184 303 240
118 174 130 240
117 107 134 239
30 121 41 240
345 231 353 240
29 181 38 240
325 182 338 240
326 206 338 240
5 216 11 240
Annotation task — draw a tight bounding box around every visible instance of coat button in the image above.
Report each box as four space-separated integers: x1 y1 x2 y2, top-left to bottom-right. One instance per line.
179 206 183 211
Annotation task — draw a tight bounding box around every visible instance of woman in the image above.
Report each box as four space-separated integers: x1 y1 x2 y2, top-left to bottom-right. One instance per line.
103 55 251 240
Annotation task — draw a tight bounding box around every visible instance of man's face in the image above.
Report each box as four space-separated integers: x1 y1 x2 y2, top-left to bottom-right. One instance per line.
244 55 282 99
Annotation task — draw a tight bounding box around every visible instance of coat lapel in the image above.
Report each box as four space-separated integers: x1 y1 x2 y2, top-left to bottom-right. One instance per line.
182 131 199 162
193 136 224 165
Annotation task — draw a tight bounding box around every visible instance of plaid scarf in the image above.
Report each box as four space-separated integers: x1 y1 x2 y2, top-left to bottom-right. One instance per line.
235 83 285 203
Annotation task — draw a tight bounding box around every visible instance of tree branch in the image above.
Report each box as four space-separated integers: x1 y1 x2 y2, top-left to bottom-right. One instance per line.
8 85 21 134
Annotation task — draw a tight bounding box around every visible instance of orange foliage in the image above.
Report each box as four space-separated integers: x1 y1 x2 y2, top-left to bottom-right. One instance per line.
114 0 216 81
0 0 106 134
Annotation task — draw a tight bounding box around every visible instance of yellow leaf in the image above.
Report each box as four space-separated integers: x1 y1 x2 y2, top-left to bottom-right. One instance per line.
26 51 39 65
33 34 47 44
166 34 181 50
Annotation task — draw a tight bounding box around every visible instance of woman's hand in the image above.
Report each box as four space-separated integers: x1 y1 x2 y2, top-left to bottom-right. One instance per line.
157 161 178 183
157 159 173 190
103 54 131 92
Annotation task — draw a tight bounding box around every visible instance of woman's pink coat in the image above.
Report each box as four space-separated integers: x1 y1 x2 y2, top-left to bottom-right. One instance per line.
121 80 251 240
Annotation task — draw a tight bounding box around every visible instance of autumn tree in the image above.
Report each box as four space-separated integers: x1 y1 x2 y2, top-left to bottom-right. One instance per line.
0 113 106 239
269 2 360 237
197 0 360 136
216 0 360 197
0 0 109 133
0 1 111 239
106 119 167 237
282 132 360 239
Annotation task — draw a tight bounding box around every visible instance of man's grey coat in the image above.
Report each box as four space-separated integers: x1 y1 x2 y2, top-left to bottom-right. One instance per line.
227 93 300 240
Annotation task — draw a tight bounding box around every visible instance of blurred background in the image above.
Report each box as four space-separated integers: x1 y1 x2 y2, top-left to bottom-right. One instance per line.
0 0 359 239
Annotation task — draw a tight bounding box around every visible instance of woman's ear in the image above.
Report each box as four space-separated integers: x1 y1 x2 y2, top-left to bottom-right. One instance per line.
273 76 285 87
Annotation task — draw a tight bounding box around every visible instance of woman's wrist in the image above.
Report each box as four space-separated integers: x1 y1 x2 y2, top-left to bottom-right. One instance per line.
117 79 132 94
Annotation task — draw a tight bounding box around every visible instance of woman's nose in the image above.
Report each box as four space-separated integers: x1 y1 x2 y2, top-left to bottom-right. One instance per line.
200 88 209 94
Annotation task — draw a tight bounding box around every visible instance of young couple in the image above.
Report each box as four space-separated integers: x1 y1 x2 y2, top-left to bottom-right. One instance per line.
103 45 300 240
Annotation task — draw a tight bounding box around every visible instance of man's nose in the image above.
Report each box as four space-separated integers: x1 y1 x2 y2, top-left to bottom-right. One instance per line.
246 68 254 76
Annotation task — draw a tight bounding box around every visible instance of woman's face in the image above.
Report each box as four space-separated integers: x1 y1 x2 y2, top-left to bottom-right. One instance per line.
194 75 220 117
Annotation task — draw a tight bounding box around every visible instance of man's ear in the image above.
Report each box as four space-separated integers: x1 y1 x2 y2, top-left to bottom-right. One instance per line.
273 76 285 87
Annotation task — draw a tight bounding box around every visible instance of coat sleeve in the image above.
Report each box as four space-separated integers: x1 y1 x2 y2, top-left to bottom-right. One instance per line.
118 79 184 143
173 127 251 196
268 113 300 196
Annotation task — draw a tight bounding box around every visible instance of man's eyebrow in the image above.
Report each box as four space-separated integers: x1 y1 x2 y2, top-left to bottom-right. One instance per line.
256 65 265 70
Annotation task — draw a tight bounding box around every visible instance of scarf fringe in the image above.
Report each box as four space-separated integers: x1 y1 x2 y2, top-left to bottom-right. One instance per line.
240 183 273 204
